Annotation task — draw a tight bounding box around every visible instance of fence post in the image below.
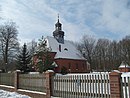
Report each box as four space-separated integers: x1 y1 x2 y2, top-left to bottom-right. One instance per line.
109 71 122 98
45 70 54 98
14 70 21 92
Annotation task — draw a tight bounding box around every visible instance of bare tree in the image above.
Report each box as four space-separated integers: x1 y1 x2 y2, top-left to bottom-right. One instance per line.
0 21 19 71
93 38 111 71
119 36 130 64
106 41 121 70
77 35 96 69
77 34 130 71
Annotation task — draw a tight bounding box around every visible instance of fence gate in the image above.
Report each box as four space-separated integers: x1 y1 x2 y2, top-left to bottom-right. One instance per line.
51 72 110 98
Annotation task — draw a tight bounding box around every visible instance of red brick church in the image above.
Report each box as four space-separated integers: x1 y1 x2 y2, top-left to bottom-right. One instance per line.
33 17 91 73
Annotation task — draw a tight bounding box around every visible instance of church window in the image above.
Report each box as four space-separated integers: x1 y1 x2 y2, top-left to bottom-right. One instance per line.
83 63 85 69
59 45 61 52
64 48 68 51
69 63 71 69
76 63 78 70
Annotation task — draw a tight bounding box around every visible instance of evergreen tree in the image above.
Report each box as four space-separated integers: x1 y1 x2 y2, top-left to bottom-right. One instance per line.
17 43 32 73
35 36 55 73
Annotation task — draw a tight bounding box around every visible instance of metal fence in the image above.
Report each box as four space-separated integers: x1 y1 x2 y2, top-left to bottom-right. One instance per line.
121 74 130 98
52 72 110 98
0 73 14 86
19 74 46 92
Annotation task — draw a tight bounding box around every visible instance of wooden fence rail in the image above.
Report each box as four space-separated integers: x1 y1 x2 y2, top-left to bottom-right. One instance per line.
19 74 46 92
0 71 52 98
0 73 14 86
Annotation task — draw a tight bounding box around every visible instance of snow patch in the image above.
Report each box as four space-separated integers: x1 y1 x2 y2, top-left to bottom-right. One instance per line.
0 89 31 98
18 89 46 95
111 70 120 73
0 85 14 89
47 70 54 72
28 72 39 74
121 72 130 77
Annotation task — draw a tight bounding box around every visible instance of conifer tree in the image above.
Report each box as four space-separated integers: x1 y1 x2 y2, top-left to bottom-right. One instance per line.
35 36 55 73
17 43 31 72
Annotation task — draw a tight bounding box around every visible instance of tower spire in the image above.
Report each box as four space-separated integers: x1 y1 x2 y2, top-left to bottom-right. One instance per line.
53 14 65 44
58 14 59 22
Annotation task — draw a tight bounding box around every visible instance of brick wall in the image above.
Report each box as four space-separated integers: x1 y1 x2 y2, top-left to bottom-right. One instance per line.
55 59 90 73
109 71 122 98
119 67 130 72
33 52 90 73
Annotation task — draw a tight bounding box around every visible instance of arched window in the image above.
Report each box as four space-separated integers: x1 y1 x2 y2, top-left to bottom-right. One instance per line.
69 63 71 69
64 48 68 51
76 63 78 70
83 63 85 69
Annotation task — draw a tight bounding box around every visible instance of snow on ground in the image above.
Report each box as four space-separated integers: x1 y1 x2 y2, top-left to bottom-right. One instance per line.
0 89 31 98
121 72 130 77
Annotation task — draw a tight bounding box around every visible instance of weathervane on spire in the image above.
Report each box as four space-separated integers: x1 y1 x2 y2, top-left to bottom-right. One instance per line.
58 13 59 19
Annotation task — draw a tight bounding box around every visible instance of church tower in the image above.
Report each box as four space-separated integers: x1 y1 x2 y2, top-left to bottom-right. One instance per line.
53 15 64 44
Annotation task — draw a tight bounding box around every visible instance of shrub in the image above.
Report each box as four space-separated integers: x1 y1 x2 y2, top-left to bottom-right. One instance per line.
60 66 68 75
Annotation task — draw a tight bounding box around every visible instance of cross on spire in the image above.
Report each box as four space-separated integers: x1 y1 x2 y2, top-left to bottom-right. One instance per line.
58 14 59 22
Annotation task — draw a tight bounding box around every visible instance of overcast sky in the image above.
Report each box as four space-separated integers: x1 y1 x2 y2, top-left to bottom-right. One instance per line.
0 0 130 44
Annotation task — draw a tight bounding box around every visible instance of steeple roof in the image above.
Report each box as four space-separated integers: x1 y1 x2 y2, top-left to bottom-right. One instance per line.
53 14 65 44
55 14 62 27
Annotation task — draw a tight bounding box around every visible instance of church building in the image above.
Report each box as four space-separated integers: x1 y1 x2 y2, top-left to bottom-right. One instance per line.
33 16 91 73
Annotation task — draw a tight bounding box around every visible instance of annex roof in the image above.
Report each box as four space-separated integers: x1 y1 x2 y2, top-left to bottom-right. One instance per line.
119 62 130 68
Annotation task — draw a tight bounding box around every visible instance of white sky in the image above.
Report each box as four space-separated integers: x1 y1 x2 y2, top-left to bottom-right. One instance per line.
0 0 130 45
